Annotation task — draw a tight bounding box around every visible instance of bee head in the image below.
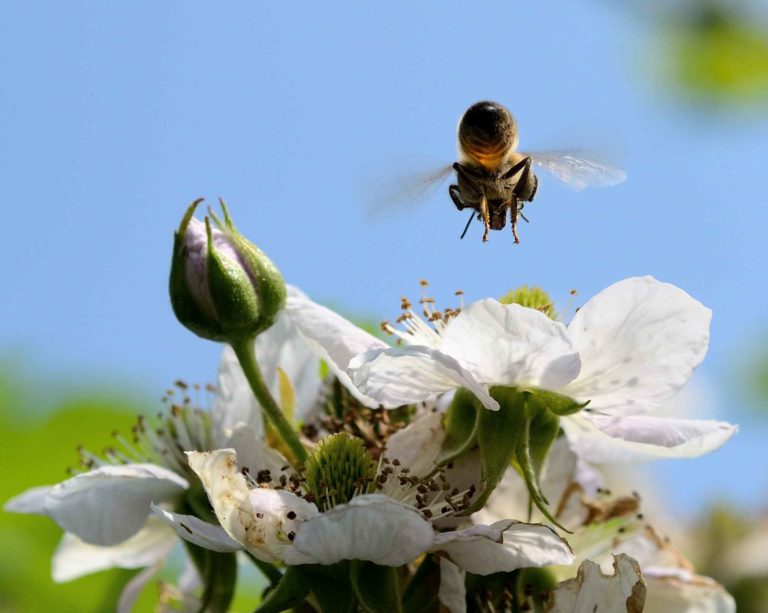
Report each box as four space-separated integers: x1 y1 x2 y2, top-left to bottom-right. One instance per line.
458 101 518 170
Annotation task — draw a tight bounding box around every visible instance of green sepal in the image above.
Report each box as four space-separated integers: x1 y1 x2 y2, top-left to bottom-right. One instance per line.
255 566 309 613
218 198 286 337
436 388 479 465
205 217 263 337
350 561 403 613
464 387 569 531
528 389 589 416
169 199 226 341
511 394 567 531
246 552 283 588
299 563 356 613
183 541 237 613
468 387 527 513
402 555 441 613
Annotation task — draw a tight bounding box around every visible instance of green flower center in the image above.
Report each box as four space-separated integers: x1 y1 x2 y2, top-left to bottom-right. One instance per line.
500 285 557 320
304 432 375 509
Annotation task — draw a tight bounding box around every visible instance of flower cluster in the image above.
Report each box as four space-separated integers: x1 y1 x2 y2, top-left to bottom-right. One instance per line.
6 201 738 612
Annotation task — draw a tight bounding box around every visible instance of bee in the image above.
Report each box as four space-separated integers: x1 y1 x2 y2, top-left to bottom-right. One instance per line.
383 101 627 243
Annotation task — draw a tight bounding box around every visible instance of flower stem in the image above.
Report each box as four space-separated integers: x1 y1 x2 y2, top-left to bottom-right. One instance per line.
231 339 307 465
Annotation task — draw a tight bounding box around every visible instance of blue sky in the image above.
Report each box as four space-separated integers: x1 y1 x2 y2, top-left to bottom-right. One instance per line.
1 2 766 514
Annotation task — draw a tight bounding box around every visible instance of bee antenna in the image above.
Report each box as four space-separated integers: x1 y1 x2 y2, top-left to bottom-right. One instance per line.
459 211 475 240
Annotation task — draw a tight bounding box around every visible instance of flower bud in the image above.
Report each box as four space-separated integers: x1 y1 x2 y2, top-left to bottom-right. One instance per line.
169 198 286 343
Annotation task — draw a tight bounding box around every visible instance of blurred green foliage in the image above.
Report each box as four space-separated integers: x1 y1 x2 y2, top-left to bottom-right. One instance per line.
0 373 151 612
745 337 768 409
658 1 768 106
693 505 768 613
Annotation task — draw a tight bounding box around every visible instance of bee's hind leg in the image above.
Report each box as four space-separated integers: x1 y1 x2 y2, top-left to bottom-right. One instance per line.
449 185 466 211
510 200 521 244
480 195 490 243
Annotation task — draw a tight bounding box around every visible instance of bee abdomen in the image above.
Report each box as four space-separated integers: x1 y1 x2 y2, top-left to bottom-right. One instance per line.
458 101 518 169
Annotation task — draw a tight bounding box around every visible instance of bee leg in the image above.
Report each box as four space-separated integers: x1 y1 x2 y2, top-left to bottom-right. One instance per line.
512 157 538 202
480 195 490 243
510 200 521 244
453 161 484 180
449 185 466 211
501 156 530 180
518 202 530 223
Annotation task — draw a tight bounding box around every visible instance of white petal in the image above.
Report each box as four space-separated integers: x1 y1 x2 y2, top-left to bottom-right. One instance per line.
247 488 319 562
562 413 737 463
441 299 581 389
4 485 52 515
383 409 445 478
187 449 318 563
151 505 242 553
439 557 467 613
44 464 188 546
186 449 258 550
644 575 735 613
562 277 712 415
432 520 574 575
548 554 646 613
350 346 498 410
285 291 387 407
226 423 291 477
52 517 176 582
284 494 434 566
117 562 165 613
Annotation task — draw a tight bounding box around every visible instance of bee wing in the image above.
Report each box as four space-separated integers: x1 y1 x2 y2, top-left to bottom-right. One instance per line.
366 164 454 218
524 150 627 192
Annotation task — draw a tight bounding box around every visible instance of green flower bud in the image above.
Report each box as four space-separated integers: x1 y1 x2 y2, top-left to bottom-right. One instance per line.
169 198 286 343
500 285 557 320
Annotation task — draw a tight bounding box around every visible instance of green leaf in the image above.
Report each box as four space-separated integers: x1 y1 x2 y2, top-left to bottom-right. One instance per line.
437 388 479 465
256 566 309 613
402 556 441 613
350 561 402 613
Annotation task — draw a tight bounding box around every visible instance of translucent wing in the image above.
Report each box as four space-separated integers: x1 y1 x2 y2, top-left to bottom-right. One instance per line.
366 164 453 218
524 151 627 192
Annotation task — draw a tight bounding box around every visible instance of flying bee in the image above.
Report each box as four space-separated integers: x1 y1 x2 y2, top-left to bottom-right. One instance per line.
379 101 627 243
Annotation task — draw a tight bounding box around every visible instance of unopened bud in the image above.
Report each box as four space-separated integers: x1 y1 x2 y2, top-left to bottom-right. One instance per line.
169 198 286 343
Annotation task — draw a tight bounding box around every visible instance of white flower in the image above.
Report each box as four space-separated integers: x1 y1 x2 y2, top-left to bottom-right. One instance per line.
291 276 737 462
173 447 574 574
5 464 192 612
